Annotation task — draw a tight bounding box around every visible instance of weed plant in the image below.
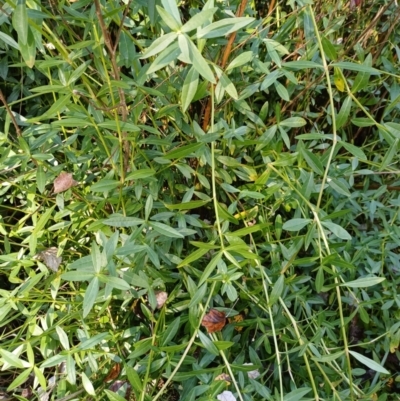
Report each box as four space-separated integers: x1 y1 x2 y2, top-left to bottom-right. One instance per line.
1 0 400 400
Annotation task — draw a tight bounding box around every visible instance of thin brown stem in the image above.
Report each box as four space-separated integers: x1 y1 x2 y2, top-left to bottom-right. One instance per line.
94 0 130 173
202 0 248 131
0 89 21 137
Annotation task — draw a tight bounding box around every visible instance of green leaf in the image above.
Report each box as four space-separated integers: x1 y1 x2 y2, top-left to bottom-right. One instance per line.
83 276 99 318
274 81 290 101
199 251 222 286
146 43 181 75
82 372 96 396
181 8 217 32
327 177 351 197
28 94 71 122
219 72 238 99
283 218 312 231
380 138 398 171
280 117 307 128
181 66 199 112
104 389 127 401
283 60 323 70
177 247 210 267
77 332 110 351
33 205 55 234
98 275 130 290
141 32 178 59
13 0 28 45
336 97 352 130
321 36 337 60
90 179 120 193
0 349 26 369
181 34 215 83
197 17 254 39
198 331 219 355
125 169 156 180
149 221 184 238
349 351 389 374
156 5 182 31
332 62 381 75
103 215 145 227
269 275 284 307
321 221 351 240
226 51 253 71
36 166 46 194
188 283 207 307
126 366 143 393
0 32 19 50
165 199 210 210
341 276 385 288
160 0 181 27
301 148 324 175
283 387 312 401
161 317 181 346
163 142 204 159
7 368 32 391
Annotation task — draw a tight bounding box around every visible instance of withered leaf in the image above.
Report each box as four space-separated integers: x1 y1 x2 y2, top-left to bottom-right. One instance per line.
215 373 231 384
53 172 77 194
201 309 226 333
155 291 168 309
36 247 62 272
104 363 121 382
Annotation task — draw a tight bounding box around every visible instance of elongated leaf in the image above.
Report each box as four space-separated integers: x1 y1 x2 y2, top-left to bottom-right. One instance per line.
181 34 215 83
97 275 130 290
199 251 222 286
197 17 254 39
283 387 312 401
341 277 385 288
13 0 28 45
90 179 120 193
83 276 99 318
177 247 210 267
141 32 178 59
301 148 324 175
103 215 145 227
321 221 351 240
33 205 55 234
146 43 181 75
125 169 156 180
165 199 210 210
332 62 381 75
349 351 389 374
226 51 253 71
280 117 306 128
0 32 19 50
157 5 181 31
181 66 199 112
336 96 352 130
149 221 184 238
61 271 94 281
283 218 312 231
161 0 181 27
163 142 203 159
269 275 284 307
181 8 217 32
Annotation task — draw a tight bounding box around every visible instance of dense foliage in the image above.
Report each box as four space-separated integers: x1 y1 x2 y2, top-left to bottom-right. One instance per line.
1 0 400 400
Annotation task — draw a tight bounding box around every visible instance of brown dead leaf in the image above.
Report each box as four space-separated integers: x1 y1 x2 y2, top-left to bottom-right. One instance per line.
215 373 231 384
104 363 121 382
155 291 168 309
53 172 77 194
201 309 226 333
36 247 62 272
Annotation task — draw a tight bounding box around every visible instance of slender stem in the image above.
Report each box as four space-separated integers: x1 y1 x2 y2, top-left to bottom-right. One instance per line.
0 89 21 137
307 7 354 396
210 86 225 248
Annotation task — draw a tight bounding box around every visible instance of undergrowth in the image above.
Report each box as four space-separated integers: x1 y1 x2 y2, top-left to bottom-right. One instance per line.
1 0 400 400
